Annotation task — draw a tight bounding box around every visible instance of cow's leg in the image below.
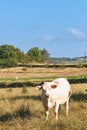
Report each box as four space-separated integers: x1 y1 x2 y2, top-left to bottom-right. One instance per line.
42 99 49 120
65 99 69 116
44 105 49 120
54 103 59 120
44 104 49 120
45 110 49 121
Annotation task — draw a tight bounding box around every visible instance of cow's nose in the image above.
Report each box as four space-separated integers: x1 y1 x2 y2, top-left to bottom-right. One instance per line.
45 94 49 98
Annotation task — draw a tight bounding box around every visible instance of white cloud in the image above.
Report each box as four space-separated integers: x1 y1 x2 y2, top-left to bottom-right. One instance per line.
36 28 86 44
41 35 56 43
40 34 65 43
68 28 86 39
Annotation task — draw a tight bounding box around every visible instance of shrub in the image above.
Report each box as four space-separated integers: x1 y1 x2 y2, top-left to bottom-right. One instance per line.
76 63 84 68
22 67 27 71
7 88 12 92
22 85 28 94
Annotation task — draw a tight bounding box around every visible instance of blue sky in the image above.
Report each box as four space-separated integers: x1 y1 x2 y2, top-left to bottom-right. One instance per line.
0 0 87 58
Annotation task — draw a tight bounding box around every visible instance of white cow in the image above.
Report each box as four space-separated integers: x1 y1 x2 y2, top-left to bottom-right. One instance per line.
36 78 72 120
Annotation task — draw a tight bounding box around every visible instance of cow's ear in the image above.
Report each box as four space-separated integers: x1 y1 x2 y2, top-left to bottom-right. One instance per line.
35 86 42 90
51 84 57 89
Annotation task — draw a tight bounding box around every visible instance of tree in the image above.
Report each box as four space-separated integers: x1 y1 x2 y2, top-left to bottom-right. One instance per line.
0 44 51 67
40 48 50 63
27 47 42 63
15 48 29 64
0 44 18 67
0 44 31 67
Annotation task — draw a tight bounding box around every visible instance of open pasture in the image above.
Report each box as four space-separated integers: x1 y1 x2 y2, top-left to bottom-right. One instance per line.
0 84 86 130
0 67 87 130
1 66 87 78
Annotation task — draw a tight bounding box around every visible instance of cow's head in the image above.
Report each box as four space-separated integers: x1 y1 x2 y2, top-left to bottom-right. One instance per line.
36 81 58 98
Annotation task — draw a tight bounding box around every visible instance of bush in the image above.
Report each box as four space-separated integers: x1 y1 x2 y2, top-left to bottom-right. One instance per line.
76 63 84 68
22 85 28 94
7 88 12 92
22 67 27 71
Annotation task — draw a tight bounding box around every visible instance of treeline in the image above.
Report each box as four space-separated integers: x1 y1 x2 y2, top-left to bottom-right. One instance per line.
0 44 50 67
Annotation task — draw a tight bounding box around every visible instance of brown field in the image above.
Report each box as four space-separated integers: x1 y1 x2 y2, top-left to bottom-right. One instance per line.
1 67 87 78
0 84 86 130
0 67 87 130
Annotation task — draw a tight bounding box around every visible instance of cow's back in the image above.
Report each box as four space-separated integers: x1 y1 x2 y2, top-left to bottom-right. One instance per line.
53 78 70 88
51 78 71 104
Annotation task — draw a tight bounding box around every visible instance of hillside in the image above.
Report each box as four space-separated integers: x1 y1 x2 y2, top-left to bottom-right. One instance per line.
49 56 87 64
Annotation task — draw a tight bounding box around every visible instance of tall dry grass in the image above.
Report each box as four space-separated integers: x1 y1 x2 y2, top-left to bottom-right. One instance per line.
0 84 87 130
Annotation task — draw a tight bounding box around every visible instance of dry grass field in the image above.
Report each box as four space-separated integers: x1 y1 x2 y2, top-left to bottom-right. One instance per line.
0 84 86 130
0 67 87 130
1 67 87 78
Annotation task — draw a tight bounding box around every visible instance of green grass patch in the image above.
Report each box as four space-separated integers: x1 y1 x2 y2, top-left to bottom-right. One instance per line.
0 75 87 81
0 75 87 88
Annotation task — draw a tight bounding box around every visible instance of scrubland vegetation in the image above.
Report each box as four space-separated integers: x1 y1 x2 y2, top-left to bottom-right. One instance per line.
0 67 87 130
